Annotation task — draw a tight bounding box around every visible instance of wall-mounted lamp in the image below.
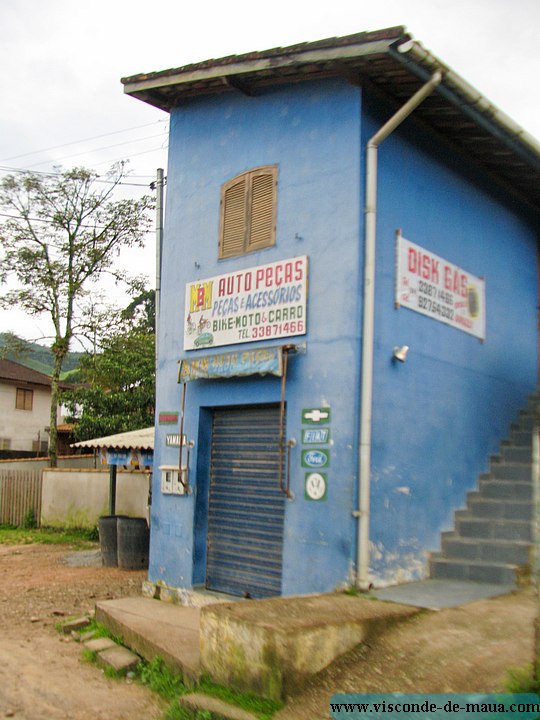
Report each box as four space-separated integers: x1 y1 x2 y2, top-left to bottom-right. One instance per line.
392 345 409 363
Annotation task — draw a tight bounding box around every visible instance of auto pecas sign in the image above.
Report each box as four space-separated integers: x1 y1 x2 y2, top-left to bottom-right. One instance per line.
184 256 308 350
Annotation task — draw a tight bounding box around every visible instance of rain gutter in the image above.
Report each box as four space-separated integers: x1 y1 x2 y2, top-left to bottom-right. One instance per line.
389 42 540 173
355 69 442 590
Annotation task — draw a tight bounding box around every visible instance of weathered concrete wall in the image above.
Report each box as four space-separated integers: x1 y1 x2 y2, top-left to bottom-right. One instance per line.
0 455 95 471
199 593 418 700
41 468 150 527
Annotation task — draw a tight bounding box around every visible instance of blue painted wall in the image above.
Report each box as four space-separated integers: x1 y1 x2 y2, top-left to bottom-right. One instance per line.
363 95 538 583
150 76 539 594
151 79 363 594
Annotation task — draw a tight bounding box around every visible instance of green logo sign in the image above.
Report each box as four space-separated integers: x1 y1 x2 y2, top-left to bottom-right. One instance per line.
302 408 331 424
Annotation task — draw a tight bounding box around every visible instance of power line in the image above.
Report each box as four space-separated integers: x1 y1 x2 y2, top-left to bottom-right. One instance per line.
27 131 168 169
0 210 156 234
91 145 169 168
0 163 165 187
0 120 168 163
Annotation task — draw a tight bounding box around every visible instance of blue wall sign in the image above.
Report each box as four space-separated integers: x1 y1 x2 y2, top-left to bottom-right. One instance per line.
179 346 283 382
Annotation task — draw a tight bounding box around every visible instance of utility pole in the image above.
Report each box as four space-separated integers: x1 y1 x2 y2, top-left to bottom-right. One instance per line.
154 168 164 363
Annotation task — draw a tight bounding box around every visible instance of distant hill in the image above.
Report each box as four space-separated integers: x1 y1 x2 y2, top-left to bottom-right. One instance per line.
0 333 84 380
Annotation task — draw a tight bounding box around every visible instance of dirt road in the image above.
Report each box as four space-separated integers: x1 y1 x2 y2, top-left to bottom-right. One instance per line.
0 542 164 720
277 586 536 719
0 541 536 720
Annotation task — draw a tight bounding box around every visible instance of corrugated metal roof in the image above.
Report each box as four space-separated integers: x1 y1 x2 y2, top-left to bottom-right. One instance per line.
72 427 154 450
122 26 540 211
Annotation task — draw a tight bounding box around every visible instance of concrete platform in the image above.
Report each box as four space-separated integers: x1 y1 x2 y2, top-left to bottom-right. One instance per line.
95 597 201 683
372 578 516 609
95 581 518 701
199 593 420 700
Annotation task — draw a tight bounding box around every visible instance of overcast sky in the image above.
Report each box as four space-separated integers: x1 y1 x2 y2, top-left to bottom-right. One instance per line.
1 0 539 344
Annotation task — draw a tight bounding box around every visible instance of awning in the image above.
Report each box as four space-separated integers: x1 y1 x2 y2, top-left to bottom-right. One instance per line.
72 427 154 450
178 346 285 383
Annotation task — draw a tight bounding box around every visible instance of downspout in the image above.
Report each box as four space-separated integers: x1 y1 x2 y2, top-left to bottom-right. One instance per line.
356 70 442 590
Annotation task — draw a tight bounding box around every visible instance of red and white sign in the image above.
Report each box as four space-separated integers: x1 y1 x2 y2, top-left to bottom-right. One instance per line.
184 256 308 350
396 234 485 340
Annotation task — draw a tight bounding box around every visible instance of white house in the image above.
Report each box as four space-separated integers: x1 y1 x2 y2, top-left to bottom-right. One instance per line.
0 358 61 454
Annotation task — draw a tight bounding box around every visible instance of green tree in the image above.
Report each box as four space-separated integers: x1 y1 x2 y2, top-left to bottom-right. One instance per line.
0 165 153 465
65 327 155 441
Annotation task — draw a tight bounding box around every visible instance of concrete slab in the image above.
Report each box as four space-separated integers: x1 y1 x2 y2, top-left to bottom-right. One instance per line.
180 693 259 720
200 593 420 700
84 636 116 653
372 579 516 609
97 645 140 675
61 616 91 634
95 597 200 683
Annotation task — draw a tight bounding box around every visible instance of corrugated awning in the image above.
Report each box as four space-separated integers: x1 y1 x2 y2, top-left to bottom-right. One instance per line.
72 427 154 451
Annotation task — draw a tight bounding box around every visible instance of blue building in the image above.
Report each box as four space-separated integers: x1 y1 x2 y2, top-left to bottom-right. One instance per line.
123 27 540 598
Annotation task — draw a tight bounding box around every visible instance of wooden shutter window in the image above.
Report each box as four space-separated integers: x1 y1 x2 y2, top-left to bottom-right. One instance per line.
219 166 277 259
220 177 247 258
16 388 33 411
248 171 276 250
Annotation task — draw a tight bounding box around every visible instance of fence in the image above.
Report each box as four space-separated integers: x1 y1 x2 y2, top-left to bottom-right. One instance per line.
0 470 42 526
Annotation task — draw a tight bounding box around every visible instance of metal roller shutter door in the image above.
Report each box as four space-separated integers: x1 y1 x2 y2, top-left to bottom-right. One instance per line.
206 404 285 598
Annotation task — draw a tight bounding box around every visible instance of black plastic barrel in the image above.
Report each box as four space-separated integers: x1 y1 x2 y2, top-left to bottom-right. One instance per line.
117 517 150 570
98 515 120 567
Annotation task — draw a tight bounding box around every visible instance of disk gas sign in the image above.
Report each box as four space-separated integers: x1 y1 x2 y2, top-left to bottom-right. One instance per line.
396 234 485 340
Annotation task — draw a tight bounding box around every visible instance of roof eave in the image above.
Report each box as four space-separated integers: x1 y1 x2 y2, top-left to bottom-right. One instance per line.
122 36 402 108
391 41 540 176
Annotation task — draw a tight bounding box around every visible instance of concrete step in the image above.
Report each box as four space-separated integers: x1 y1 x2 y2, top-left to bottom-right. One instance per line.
179 693 259 720
84 637 117 653
513 413 537 430
455 516 532 542
97 645 140 675
478 479 533 501
489 463 532 482
467 497 532 521
96 597 201 683
440 536 531 565
508 429 533 447
83 635 140 675
429 555 519 585
500 445 533 463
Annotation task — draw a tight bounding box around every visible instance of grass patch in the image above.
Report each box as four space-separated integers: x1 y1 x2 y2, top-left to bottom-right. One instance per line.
81 648 97 664
75 624 282 720
0 524 98 548
138 656 186 700
136 659 282 719
198 676 282 719
75 618 123 645
505 663 540 693
164 702 210 720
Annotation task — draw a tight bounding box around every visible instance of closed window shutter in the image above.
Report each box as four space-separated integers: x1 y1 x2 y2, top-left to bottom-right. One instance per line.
219 166 277 259
221 178 247 258
248 172 275 250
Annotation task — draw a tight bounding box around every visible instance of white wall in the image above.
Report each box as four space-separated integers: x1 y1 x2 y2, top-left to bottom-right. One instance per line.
41 468 151 527
0 382 57 451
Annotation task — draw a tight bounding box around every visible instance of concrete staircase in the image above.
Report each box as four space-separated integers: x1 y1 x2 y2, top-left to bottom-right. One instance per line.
430 394 538 585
